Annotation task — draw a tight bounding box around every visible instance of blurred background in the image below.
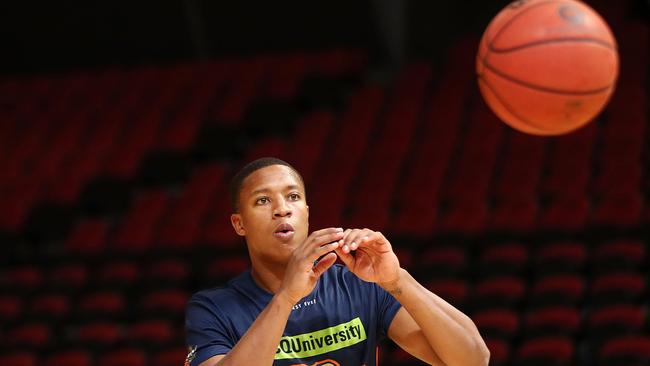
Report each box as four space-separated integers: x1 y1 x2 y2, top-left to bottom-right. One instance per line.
0 0 649 365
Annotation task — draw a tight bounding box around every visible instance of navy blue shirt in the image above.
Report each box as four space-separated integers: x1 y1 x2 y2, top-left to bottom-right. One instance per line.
185 264 402 366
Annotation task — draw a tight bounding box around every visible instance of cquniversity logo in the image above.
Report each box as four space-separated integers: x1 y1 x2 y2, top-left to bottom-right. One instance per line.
275 317 367 360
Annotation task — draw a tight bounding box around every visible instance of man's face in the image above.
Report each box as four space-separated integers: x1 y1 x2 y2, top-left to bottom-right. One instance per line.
230 165 309 263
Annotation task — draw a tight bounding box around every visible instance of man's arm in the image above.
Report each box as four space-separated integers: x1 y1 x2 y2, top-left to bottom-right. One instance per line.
383 269 489 366
198 292 294 366
197 228 344 366
336 229 489 366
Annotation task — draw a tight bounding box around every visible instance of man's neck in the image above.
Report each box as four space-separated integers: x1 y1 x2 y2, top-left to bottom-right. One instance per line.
250 260 286 294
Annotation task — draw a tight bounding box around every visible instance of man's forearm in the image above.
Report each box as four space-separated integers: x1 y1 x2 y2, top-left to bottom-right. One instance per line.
381 269 489 366
214 293 294 366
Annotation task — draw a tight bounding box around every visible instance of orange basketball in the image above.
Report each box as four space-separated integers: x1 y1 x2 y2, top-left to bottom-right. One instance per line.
477 0 619 135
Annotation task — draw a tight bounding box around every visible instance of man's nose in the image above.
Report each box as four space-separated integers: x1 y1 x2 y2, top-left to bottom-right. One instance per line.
273 199 292 217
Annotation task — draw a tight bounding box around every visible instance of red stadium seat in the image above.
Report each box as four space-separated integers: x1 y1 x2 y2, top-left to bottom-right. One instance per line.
592 240 645 272
44 350 92 366
473 309 520 339
533 241 587 275
29 294 70 320
151 347 189 366
77 291 125 319
127 319 175 346
0 352 37 366
529 274 585 307
478 242 529 276
66 218 109 255
417 246 467 276
74 322 122 346
598 335 650 366
0 295 22 321
588 304 645 337
524 306 581 337
514 336 574 365
423 279 469 308
485 338 510 366
473 276 526 310
589 272 645 305
96 261 140 289
4 323 52 349
49 264 88 290
97 348 146 366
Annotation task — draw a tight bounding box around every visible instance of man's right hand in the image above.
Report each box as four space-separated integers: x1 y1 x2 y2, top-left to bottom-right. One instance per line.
276 227 344 306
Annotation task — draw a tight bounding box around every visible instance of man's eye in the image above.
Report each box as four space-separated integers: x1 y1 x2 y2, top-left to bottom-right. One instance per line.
256 197 269 205
289 193 300 201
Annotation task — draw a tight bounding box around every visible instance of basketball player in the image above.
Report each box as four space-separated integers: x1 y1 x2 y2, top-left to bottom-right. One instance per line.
185 157 489 366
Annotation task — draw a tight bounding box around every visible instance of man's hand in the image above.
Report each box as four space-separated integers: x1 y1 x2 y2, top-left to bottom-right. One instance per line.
276 228 345 306
335 229 400 287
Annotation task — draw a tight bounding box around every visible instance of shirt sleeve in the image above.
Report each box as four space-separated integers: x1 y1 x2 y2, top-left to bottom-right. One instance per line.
374 283 402 339
185 293 234 366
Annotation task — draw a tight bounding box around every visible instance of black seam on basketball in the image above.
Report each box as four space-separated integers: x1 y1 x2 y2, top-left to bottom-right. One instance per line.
478 74 548 132
489 0 561 47
482 59 614 95
489 37 616 53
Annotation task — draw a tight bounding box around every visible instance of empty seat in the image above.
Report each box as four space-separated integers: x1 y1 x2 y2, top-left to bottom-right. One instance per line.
4 323 52 350
139 289 188 318
49 264 88 291
473 309 519 339
77 291 125 319
97 348 146 366
144 259 189 287
488 198 538 233
1 266 43 294
29 293 70 321
65 218 109 255
523 306 581 337
423 279 469 308
514 336 574 366
485 338 510 366
478 242 528 276
44 350 92 366
598 335 650 366
589 272 645 305
203 256 250 286
592 240 645 272
96 261 140 289
591 192 643 228
0 352 37 366
529 274 585 307
151 347 189 366
0 295 22 321
538 194 589 231
73 322 122 347
472 276 526 310
417 246 467 276
588 304 645 341
533 241 586 275
126 319 174 346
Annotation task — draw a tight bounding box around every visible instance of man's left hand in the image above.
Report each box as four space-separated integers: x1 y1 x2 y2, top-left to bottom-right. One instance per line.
335 228 400 286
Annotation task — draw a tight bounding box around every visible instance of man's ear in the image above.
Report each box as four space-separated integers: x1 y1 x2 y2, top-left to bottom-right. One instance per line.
230 213 246 236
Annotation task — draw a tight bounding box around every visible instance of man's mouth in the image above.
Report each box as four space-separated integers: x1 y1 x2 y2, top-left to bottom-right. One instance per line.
274 223 295 241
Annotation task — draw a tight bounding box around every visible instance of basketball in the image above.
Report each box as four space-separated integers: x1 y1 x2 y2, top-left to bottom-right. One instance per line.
477 0 619 135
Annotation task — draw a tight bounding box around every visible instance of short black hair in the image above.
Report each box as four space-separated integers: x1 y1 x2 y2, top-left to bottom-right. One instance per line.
229 157 304 212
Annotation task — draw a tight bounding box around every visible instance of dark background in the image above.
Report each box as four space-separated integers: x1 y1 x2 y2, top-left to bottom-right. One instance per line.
2 0 647 76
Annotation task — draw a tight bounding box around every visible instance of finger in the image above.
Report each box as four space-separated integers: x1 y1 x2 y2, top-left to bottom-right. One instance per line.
341 229 362 251
307 241 341 262
305 228 345 249
335 247 355 268
345 229 372 251
312 252 337 277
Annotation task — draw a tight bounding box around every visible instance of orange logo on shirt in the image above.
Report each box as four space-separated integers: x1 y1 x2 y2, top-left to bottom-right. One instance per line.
291 359 340 366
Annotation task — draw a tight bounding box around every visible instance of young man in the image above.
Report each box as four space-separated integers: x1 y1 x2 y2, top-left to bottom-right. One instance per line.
185 157 489 366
